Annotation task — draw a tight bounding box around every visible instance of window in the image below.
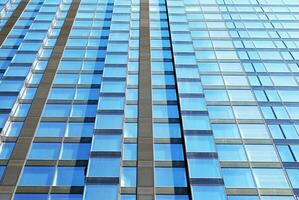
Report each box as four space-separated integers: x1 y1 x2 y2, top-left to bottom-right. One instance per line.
201 76 223 86
223 76 248 86
286 169 299 188
154 144 184 161
182 115 210 130
290 145 299 161
252 169 289 188
155 167 187 187
49 194 83 200
189 158 221 178
28 143 60 160
125 105 138 118
208 106 234 119
121 195 136 200
13 194 48 200
98 97 124 110
19 167 55 186
71 105 97 118
54 167 85 186
65 122 94 137
42 104 71 118
238 124 269 139
124 123 137 138
13 104 31 117
0 143 15 159
217 145 247 161
4 122 23 137
222 168 255 188
84 184 118 200
0 96 16 109
212 124 240 138
153 105 179 119
178 82 202 94
192 186 226 200
101 81 126 93
54 74 79 85
121 167 136 187
60 143 90 160
49 88 75 100
153 123 181 138
245 145 279 162
233 106 262 119
185 135 215 152
35 122 66 137
75 88 100 101
204 90 228 101
156 195 189 200
123 144 137 161
228 90 254 101
95 114 123 129
20 88 37 100
277 145 294 162
92 135 121 152
88 157 120 177
0 166 5 179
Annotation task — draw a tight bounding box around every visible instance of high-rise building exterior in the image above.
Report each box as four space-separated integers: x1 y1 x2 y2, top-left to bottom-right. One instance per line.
0 0 299 199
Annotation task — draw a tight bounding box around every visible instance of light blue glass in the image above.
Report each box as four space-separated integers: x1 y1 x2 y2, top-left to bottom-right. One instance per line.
252 169 289 188
19 167 55 186
54 167 85 186
192 186 226 200
88 157 120 177
189 158 221 178
222 168 255 188
154 144 184 161
84 185 118 200
155 168 187 187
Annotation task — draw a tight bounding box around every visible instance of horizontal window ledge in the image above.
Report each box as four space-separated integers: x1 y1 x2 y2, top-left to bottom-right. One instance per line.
183 130 213 135
94 129 123 134
266 119 299 124
152 101 178 105
25 160 88 166
275 139 299 145
203 86 251 90
151 85 176 89
155 187 189 195
46 100 98 104
33 137 92 143
220 161 282 168
120 187 136 194
210 119 265 124
215 139 273 145
154 161 185 167
179 93 204 98
124 118 138 123
122 161 137 167
97 110 124 114
15 186 84 194
86 177 119 184
90 151 121 157
190 178 224 185
206 101 257 106
187 152 218 159
154 138 182 144
50 84 101 88
40 117 96 122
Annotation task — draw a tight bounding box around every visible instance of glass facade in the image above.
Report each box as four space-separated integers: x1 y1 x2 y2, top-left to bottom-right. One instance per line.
0 0 299 199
